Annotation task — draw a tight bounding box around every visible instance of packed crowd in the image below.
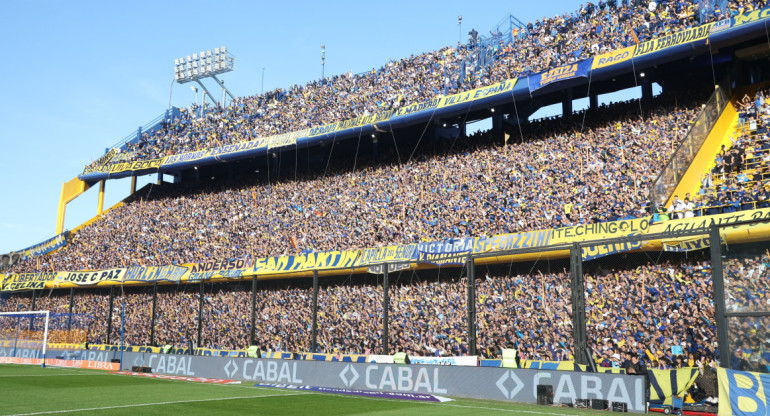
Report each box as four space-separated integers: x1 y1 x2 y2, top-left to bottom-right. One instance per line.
83 0 755 165
679 88 770 216
10 91 706 274
6 251 768 372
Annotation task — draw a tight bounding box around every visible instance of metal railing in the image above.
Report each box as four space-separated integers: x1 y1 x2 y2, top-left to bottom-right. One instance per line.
649 81 730 208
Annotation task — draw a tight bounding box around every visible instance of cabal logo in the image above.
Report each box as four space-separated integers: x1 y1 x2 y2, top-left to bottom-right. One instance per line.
496 370 524 400
224 360 239 378
339 364 359 388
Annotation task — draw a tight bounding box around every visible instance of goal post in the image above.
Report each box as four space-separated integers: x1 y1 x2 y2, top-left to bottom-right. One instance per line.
0 310 50 367
0 310 92 368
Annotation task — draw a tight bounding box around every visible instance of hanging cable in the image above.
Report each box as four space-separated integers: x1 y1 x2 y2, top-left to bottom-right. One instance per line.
389 128 402 165
322 131 339 178
406 104 442 163
510 87 526 144
630 55 645 121
353 127 363 172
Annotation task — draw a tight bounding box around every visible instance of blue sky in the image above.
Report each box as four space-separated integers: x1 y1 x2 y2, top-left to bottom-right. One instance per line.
0 0 591 254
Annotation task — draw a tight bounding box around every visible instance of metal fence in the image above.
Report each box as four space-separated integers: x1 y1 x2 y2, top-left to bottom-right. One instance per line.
4 225 764 371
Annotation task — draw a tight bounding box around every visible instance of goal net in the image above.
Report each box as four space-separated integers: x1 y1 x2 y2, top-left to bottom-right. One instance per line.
0 311 92 367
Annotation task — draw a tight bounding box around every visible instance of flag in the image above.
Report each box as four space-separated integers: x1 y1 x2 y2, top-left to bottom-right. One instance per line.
628 25 640 44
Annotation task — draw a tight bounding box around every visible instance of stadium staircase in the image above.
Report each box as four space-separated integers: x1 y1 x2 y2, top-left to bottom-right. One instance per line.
662 85 769 206
651 83 737 208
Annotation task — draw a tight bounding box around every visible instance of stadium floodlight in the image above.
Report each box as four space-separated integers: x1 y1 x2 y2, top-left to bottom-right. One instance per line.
173 46 236 107
321 45 326 79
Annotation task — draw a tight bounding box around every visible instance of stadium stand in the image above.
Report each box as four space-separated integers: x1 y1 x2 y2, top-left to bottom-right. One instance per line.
6 0 770 395
87 0 727 167
7 90 708 274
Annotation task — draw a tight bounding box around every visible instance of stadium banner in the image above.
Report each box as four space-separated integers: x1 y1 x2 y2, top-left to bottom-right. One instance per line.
472 230 552 253
297 353 368 363
307 123 338 138
718 367 770 416
104 157 165 174
184 258 254 282
367 355 395 364
529 59 592 92
82 148 119 175
648 367 699 403
591 45 636 70
550 217 650 245
18 232 68 260
252 250 360 275
163 138 269 166
356 244 419 267
662 236 713 252
123 265 188 283
634 23 713 57
0 272 56 291
581 238 642 261
648 207 770 235
709 18 732 34
730 6 770 29
437 79 517 109
54 268 126 287
269 128 310 148
416 237 473 266
337 114 379 131
409 356 478 366
122 352 647 412
521 360 578 371
367 262 410 275
393 98 442 118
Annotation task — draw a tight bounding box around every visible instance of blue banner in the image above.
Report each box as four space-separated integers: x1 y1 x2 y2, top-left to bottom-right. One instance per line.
18 232 68 260
416 238 473 266
529 59 592 92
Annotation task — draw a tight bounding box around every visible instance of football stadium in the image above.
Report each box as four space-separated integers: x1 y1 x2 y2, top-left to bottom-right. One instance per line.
3 1 770 415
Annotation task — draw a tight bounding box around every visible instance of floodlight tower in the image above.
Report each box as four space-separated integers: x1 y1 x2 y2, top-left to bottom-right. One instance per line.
173 46 236 107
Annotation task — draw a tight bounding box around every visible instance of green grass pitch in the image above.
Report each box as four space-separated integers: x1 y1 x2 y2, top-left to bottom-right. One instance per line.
0 364 614 415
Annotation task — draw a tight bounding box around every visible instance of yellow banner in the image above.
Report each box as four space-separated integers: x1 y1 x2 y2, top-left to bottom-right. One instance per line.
438 79 517 109
648 207 770 234
662 236 712 252
336 114 379 131
82 148 119 174
254 250 360 275
635 23 713 57
394 98 442 117
592 45 636 69
53 268 126 287
1 272 57 291
733 7 770 27
550 217 650 244
163 138 268 166
717 367 770 416
106 157 165 174
356 244 418 267
268 128 310 147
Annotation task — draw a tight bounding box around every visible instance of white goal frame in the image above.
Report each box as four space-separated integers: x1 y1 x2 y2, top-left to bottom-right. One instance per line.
0 310 50 367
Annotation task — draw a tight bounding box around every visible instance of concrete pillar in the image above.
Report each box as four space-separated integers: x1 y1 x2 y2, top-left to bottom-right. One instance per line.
589 93 598 111
641 79 653 103
130 176 137 194
157 172 163 185
562 89 573 119
97 180 105 215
